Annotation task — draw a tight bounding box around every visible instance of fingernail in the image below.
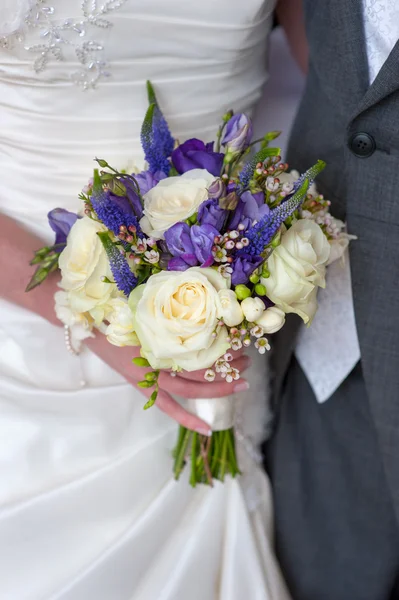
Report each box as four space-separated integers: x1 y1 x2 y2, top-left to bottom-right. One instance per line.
197 428 212 437
234 380 250 393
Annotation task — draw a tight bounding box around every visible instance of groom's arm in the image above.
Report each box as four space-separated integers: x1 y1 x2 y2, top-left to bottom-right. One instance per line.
276 0 308 74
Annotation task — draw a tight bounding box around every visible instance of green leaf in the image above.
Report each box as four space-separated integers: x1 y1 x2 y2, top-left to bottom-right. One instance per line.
143 390 158 410
132 357 151 367
146 80 157 105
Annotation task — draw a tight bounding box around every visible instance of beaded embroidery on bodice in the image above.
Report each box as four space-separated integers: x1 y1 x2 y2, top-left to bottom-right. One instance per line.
0 0 128 88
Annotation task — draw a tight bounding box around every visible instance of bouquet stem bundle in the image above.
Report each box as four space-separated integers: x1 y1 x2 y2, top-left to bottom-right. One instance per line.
173 426 240 486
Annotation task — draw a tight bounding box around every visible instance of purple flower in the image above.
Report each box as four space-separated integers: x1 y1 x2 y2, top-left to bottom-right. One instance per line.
135 170 167 195
197 199 226 231
190 224 218 267
207 179 226 200
242 177 312 257
164 222 197 267
91 170 141 237
141 103 174 175
229 191 269 231
47 208 79 249
231 254 263 286
115 170 167 219
172 139 224 177
97 232 137 297
164 222 218 270
222 113 253 153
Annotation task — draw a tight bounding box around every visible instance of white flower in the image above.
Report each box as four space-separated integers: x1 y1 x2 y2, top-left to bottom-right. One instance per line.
105 296 140 347
256 306 286 334
54 290 94 344
140 169 216 239
263 219 330 324
255 337 270 354
128 267 231 372
327 230 357 265
231 338 243 351
58 217 113 318
279 170 318 197
218 289 244 327
144 249 160 264
241 297 265 323
204 369 216 382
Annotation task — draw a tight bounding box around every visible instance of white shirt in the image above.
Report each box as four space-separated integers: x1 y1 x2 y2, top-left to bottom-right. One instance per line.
296 0 399 402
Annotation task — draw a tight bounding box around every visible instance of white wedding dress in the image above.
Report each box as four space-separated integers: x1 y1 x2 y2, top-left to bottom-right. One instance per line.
0 2 295 598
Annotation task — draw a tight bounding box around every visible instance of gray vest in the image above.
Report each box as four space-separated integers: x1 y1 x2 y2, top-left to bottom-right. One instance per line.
273 0 399 518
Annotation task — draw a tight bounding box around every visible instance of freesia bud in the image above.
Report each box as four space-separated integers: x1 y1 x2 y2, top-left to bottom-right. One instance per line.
218 289 244 327
256 307 286 334
241 297 265 322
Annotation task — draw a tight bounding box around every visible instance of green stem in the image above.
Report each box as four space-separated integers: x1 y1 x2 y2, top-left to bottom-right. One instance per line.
173 428 191 480
220 432 228 482
226 429 240 477
190 432 198 487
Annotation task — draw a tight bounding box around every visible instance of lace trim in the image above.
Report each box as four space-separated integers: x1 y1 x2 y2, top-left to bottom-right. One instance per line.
0 0 128 89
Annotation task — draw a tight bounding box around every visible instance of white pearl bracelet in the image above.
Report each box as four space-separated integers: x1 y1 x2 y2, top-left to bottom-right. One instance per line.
64 325 81 356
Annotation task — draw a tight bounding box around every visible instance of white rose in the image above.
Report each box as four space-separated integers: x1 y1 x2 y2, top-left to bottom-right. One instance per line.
105 296 140 347
128 267 230 371
241 297 265 323
218 289 244 327
58 217 113 317
140 169 216 239
256 306 286 334
263 219 331 324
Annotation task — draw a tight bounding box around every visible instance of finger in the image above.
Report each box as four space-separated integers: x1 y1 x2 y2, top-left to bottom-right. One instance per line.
176 354 252 382
158 372 249 399
155 389 212 435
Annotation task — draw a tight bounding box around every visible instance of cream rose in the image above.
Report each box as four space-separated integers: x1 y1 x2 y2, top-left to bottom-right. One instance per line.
58 217 113 318
128 267 230 371
105 296 140 347
263 219 330 324
140 169 216 239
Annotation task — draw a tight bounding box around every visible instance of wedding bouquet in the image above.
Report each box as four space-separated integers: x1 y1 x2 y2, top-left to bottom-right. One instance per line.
27 82 353 486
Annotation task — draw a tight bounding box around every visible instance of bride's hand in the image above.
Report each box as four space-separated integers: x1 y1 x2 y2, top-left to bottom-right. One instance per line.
86 334 250 436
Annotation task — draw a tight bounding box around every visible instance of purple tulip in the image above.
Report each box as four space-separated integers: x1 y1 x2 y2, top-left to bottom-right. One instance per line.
229 191 269 232
171 139 224 177
165 222 219 270
47 208 79 249
231 254 263 286
197 198 226 231
222 113 253 153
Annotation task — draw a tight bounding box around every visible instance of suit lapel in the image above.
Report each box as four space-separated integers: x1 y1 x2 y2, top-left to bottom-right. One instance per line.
354 39 399 117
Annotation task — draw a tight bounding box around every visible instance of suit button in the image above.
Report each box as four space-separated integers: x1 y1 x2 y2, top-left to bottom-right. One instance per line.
349 132 376 157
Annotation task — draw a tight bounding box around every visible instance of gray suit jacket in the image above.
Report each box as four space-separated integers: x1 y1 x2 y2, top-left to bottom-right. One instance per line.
272 0 399 519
